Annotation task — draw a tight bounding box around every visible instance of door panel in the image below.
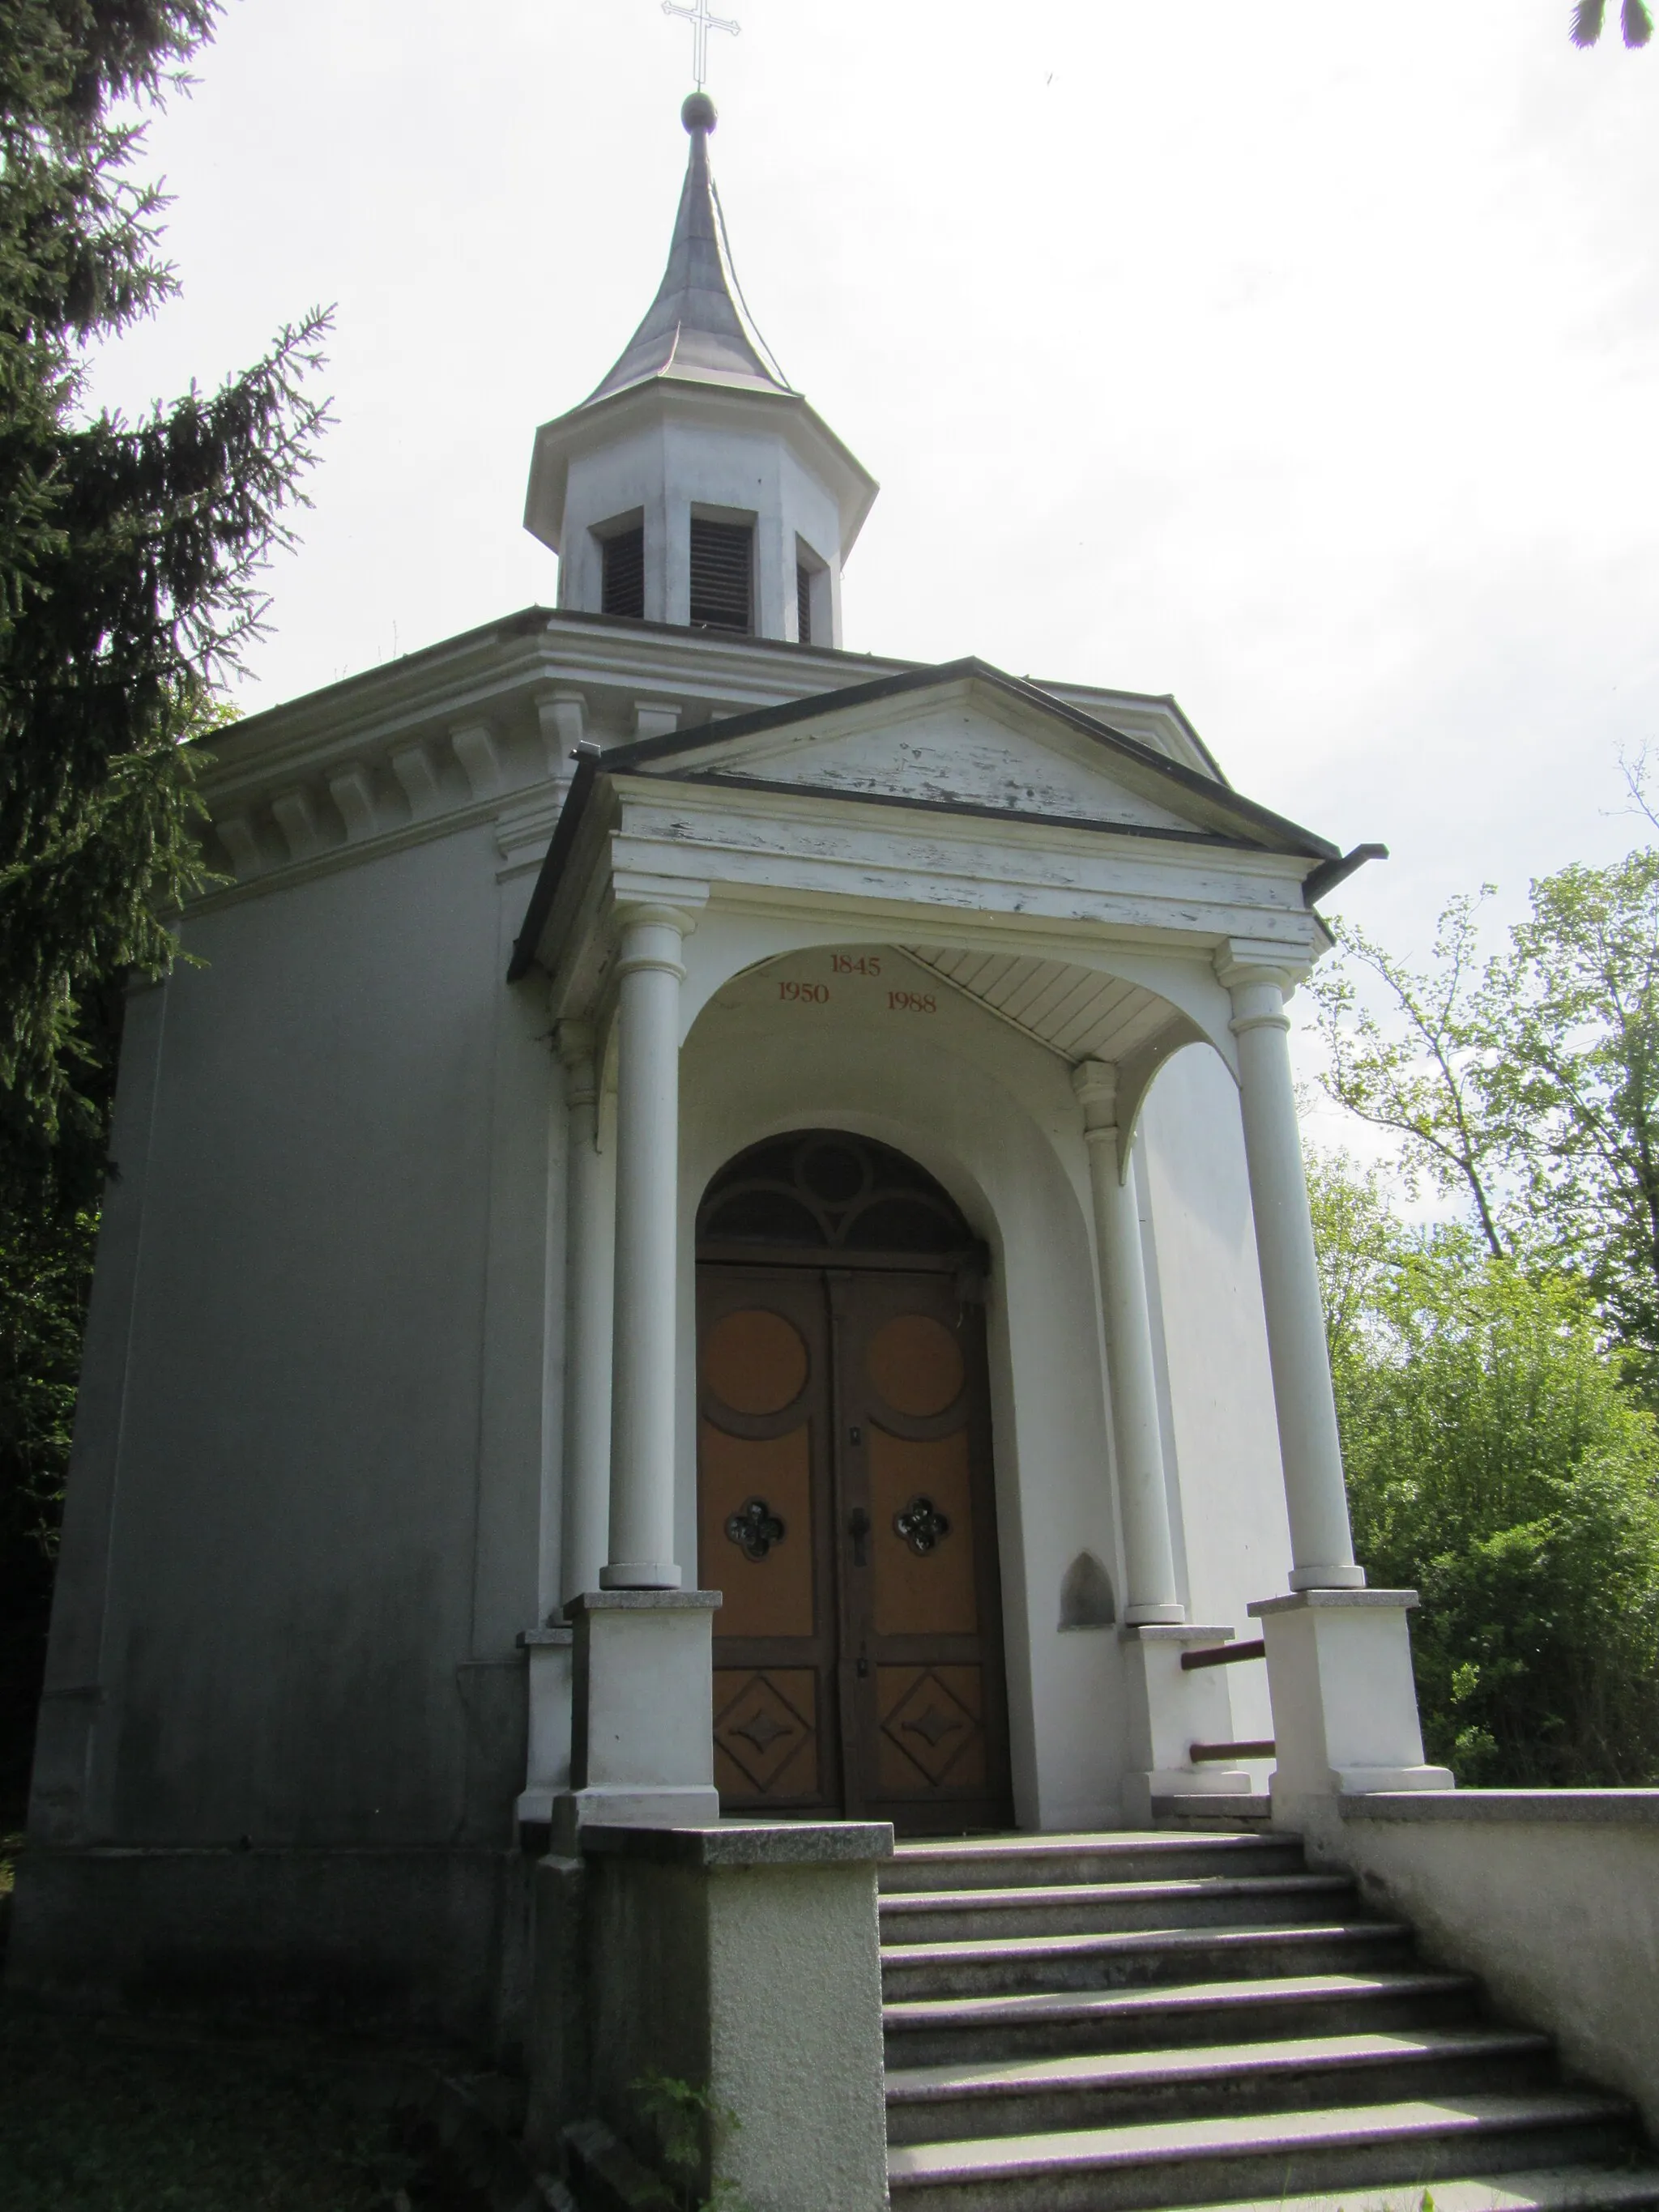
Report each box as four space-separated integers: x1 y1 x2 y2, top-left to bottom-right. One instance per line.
696 1424 814 1639
835 1268 1013 1833
697 1268 840 1815
713 1666 821 1800
870 1429 979 1637
697 1243 1012 1833
876 1664 989 1795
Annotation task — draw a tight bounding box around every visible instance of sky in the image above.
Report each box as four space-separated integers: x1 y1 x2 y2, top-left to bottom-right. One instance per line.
88 0 1659 1015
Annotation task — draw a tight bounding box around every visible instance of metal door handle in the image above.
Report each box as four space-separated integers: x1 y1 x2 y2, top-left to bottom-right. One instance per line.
848 1507 870 1566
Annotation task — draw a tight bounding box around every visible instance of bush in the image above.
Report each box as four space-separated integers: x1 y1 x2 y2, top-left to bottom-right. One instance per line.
1309 1153 1659 1785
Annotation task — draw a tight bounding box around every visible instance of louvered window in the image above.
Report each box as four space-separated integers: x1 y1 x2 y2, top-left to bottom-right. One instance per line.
689 518 753 633
601 526 645 620
796 561 812 646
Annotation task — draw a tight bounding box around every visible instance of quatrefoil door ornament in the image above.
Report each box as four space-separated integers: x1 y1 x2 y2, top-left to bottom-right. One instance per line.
725 1495 786 1562
893 1494 952 1556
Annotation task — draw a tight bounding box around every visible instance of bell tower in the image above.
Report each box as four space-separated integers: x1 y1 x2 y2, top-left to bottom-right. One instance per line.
524 95 877 649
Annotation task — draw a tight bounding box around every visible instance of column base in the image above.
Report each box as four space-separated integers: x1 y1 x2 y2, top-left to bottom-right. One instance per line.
1248 1589 1453 1826
565 1589 722 1832
1288 1563 1367 1592
598 1562 684 1591
550 1785 721 1857
1119 1623 1259 1829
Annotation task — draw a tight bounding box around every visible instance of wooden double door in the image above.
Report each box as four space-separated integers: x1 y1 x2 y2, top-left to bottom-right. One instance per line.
697 1259 1013 1832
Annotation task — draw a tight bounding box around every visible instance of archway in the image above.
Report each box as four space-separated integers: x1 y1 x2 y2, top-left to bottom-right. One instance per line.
696 1129 1014 1833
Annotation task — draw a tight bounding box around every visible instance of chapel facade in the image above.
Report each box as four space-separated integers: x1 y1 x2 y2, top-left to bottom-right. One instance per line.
10 95 1447 2050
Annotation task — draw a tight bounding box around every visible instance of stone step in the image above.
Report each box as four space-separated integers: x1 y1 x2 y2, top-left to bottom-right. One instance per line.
881 1873 1355 1943
885 2026 1555 2143
882 1968 1479 2067
1175 2169 1659 2212
884 2091 1639 2212
881 1920 1414 2002
882 1832 1306 1894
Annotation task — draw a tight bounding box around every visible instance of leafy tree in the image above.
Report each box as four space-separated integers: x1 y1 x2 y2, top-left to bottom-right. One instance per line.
1305 893 1508 1259
1309 854 1659 1385
1309 1151 1659 1786
1572 0 1653 46
0 0 329 1818
1489 853 1659 1366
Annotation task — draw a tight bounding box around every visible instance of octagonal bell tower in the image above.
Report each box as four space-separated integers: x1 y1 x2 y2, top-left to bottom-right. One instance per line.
524 95 877 649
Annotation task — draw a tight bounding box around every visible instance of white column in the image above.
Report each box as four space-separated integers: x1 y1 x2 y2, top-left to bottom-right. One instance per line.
557 1020 612 1603
1217 944 1363 1592
1073 1062 1183 1626
601 904 690 1591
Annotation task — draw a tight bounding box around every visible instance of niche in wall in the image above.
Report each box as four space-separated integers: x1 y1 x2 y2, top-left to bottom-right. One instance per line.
1058 1550 1116 1631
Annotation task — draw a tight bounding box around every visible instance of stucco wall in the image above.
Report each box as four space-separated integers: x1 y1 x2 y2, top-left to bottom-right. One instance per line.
1325 1792 1659 2139
29 820 551 1855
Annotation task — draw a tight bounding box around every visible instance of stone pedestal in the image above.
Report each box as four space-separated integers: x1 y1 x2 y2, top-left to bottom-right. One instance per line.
551 1590 721 1852
1120 1623 1253 1826
1249 1588 1453 1830
528 1820 893 2212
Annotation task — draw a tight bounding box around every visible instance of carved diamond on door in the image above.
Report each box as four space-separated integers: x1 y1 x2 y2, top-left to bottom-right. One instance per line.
713 1669 819 1796
878 1664 987 1790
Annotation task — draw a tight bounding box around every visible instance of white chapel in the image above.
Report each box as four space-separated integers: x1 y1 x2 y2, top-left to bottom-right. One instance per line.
32 90 1651 2212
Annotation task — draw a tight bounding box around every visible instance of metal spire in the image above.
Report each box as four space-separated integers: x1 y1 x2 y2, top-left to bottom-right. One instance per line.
583 94 790 406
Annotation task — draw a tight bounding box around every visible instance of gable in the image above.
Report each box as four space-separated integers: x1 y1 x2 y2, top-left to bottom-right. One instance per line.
691 697 1197 833
606 662 1337 858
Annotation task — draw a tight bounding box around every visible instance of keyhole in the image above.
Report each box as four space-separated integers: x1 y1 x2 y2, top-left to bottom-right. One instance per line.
848 1507 870 1566
849 1424 863 1445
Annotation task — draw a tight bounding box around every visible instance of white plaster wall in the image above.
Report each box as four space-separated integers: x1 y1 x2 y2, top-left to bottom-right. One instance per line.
676 941 1133 1830
1328 1796 1659 2140
1137 1043 1291 1754
41 824 552 1848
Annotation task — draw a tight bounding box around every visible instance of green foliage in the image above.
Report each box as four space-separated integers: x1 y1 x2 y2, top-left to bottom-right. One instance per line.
1572 0 1653 47
1306 893 1508 1258
632 2071 749 2212
1488 852 1659 1378
1309 1151 1659 1785
0 0 329 1151
1310 855 1659 1388
0 1 329 1816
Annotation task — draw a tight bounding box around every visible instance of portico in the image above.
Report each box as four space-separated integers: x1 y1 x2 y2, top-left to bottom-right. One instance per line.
507 658 1449 1840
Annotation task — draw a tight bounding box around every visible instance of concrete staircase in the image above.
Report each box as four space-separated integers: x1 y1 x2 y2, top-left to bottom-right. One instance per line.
880 1828 1659 2212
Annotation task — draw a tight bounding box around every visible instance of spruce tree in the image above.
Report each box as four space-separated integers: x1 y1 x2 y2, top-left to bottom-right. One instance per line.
0 0 329 1821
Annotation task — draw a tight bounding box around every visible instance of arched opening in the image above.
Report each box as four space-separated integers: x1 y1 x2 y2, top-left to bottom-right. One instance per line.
696 1130 1013 1833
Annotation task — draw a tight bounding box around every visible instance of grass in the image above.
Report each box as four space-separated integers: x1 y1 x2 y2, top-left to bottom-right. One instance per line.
0 2000 499 2211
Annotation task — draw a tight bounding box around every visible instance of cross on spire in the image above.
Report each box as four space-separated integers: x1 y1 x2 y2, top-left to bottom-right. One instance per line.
663 0 740 89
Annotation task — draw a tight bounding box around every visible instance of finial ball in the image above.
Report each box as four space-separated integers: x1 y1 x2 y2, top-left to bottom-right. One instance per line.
681 90 718 134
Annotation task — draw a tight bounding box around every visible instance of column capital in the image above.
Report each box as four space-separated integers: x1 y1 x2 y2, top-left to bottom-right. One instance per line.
1213 937 1314 998
613 899 695 936
1071 1057 1119 1129
612 903 693 983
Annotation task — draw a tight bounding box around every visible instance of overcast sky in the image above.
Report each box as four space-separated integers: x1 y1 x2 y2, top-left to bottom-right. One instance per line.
90 0 1659 991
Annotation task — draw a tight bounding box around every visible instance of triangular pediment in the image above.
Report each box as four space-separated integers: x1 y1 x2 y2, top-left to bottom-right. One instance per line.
607 661 1334 856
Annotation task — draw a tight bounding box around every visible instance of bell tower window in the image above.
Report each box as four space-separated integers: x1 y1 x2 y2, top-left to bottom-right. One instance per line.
689 517 753 633
796 562 813 646
600 522 646 620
